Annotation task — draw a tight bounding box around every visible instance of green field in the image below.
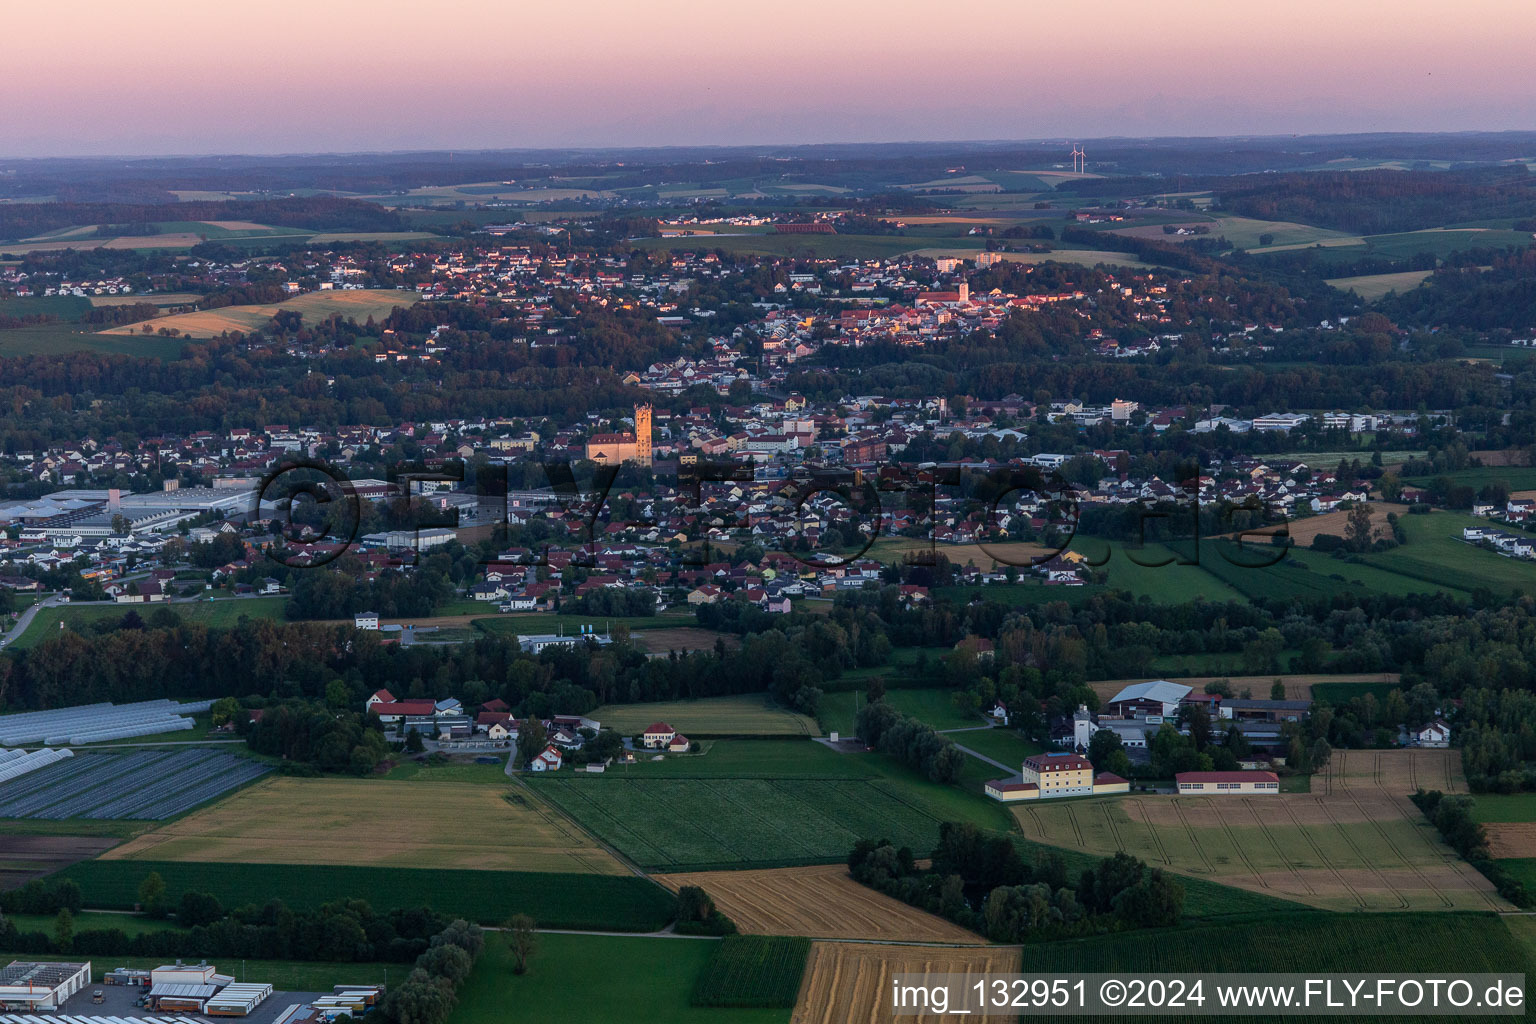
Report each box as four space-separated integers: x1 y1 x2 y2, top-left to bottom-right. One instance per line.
383 759 512 783
451 932 789 1024
1361 511 1535 596
591 694 819 737
57 861 674 931
5 911 183 936
1470 794 1536 823
1501 858 1536 891
0 322 188 358
1402 467 1536 491
530 740 1012 871
947 726 1045 767
1310 681 1403 705
691 935 811 1009
818 687 980 736
8 596 287 651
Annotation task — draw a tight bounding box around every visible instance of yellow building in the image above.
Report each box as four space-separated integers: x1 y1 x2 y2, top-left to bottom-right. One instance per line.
1019 753 1095 797
585 404 653 466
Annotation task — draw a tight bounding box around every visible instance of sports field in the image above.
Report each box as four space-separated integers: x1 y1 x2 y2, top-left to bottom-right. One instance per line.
1010 750 1504 912
655 863 985 943
100 289 420 338
591 694 819 736
101 776 626 874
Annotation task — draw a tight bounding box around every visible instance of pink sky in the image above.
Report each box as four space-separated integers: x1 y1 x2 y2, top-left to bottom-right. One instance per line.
5 0 1534 156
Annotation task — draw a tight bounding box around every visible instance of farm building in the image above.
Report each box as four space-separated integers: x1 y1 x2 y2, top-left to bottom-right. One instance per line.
530 745 563 771
0 961 91 1010
1175 770 1280 794
1102 680 1192 718
667 733 691 753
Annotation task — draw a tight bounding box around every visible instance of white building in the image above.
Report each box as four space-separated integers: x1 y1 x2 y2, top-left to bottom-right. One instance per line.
1175 771 1280 794
0 961 92 1009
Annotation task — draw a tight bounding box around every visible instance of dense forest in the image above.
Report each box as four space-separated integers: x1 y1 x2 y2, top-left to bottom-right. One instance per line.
0 197 407 241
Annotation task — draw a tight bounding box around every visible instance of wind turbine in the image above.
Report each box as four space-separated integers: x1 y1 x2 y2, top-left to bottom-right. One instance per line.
1070 145 1086 174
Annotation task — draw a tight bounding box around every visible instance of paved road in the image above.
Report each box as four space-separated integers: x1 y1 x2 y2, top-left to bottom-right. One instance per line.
944 741 1015 774
1 593 62 647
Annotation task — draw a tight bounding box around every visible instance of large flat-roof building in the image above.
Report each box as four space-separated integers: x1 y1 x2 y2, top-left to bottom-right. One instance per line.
0 960 92 1010
1175 770 1280 795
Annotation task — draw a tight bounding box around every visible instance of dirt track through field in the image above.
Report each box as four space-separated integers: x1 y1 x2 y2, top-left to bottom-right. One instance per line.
792 942 1020 1024
655 864 985 943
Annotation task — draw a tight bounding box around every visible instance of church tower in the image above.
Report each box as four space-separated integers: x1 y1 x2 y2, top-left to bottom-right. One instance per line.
633 403 653 466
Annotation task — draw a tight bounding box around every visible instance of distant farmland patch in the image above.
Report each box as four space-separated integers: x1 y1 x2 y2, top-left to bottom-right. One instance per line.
100 288 420 338
1326 269 1436 301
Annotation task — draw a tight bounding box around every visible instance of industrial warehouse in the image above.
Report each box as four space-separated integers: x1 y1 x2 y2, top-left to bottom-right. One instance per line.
0 961 378 1024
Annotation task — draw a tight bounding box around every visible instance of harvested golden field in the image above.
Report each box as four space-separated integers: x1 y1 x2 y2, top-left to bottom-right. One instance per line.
1326 270 1435 301
100 776 626 874
89 292 203 308
101 288 420 338
1485 824 1536 859
655 864 984 943
1011 749 1502 912
792 942 1019 1024
1282 503 1410 546
1089 673 1398 702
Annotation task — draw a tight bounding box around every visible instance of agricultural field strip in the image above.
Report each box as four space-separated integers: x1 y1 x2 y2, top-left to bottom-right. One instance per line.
105 777 627 874
534 774 948 869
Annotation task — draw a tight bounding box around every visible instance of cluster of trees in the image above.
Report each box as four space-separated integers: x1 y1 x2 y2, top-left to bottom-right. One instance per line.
1410 790 1530 907
671 885 737 937
242 701 392 775
855 699 966 784
1218 166 1536 235
849 824 1183 942
1 877 451 963
0 197 405 242
377 919 484 1024
1455 686 1536 790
